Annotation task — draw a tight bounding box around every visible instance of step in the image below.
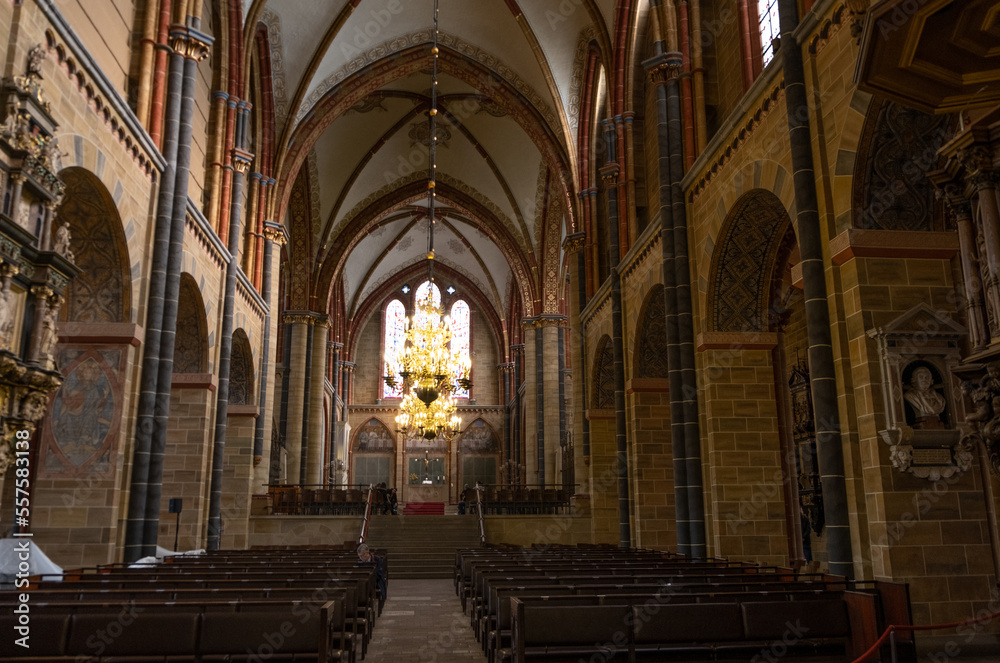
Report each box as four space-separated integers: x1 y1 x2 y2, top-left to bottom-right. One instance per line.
366 513 479 581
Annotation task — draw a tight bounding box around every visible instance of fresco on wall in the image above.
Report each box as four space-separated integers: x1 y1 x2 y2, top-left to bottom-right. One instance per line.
459 419 498 454
355 418 394 452
40 347 124 477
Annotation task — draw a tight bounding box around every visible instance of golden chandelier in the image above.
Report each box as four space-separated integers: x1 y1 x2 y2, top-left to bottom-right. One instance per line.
384 0 471 442
385 290 471 440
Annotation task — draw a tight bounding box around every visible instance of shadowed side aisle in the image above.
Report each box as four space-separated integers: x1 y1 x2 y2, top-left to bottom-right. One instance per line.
366 578 482 662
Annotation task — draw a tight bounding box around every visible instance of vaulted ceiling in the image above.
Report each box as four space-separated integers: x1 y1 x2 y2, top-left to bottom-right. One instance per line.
242 0 621 339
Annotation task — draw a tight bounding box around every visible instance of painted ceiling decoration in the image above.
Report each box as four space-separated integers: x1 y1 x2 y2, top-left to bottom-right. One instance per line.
243 0 627 342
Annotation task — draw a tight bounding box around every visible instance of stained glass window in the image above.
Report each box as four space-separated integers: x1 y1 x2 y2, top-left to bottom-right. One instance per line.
383 299 405 398
451 300 470 398
415 280 441 310
758 0 780 67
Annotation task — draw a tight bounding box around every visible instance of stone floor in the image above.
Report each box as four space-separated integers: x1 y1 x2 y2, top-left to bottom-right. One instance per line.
366 578 483 662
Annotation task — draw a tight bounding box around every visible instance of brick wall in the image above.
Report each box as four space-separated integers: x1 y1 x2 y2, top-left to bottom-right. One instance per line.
703 348 787 566
353 313 380 404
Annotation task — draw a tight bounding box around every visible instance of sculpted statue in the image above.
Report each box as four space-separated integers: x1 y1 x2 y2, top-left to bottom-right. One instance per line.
0 287 12 343
38 303 58 364
53 221 74 261
904 366 946 428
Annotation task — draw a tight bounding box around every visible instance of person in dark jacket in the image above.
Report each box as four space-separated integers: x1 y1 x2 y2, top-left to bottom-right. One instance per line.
357 543 388 608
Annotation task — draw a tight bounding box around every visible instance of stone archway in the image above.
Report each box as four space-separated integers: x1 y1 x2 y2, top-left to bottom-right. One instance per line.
702 188 800 567
229 329 255 406
34 167 134 566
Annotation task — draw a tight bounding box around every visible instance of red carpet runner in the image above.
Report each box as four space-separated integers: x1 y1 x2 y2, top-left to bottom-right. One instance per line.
402 501 445 515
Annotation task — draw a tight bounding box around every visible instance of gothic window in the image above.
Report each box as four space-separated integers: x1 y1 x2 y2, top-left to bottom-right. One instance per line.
414 280 442 322
451 300 470 398
383 299 405 399
758 0 780 67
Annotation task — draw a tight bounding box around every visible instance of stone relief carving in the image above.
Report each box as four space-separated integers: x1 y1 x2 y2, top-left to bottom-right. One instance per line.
868 303 971 480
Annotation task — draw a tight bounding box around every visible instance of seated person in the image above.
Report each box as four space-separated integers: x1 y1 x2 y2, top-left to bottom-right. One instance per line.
357 543 388 606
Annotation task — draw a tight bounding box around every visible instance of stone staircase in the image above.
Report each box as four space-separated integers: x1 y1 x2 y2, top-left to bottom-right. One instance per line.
364 513 481 579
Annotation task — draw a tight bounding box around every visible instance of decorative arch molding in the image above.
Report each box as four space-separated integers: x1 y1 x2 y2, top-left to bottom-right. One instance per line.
852 98 952 232
459 418 500 454
56 167 131 324
230 328 255 406
274 43 576 238
330 171 526 259
708 189 794 334
352 417 396 453
699 160 796 285
298 30 558 131
175 274 209 374
346 261 504 362
633 283 668 379
592 334 614 409
285 167 314 310
315 179 537 318
568 26 600 134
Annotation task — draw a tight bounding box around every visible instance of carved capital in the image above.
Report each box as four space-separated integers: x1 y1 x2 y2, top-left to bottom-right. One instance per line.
341 361 356 374
232 148 254 175
599 162 620 185
644 56 683 86
30 285 52 301
282 312 314 326
968 170 998 193
562 232 586 254
169 26 213 61
959 146 995 181
263 223 287 245
937 183 972 221
0 262 20 279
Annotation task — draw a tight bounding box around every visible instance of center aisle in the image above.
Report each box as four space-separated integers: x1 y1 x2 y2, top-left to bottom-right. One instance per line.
367 578 482 662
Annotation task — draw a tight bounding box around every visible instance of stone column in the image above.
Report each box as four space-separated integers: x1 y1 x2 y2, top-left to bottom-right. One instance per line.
541 318 566 487
522 320 541 485
341 361 355 406
328 341 342 484
305 316 330 486
253 222 285 488
140 22 214 559
207 145 253 550
511 344 524 483
967 165 1000 339
942 184 988 350
599 117 632 549
563 232 589 495
282 313 312 485
778 0 851 576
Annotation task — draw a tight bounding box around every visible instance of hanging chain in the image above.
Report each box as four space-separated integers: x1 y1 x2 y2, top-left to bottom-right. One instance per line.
427 0 440 282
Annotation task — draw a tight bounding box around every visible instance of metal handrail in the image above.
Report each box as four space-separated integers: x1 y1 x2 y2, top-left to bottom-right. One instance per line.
475 485 486 545
358 484 374 544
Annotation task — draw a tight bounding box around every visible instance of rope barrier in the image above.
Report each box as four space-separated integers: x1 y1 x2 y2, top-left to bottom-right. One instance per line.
849 609 1000 663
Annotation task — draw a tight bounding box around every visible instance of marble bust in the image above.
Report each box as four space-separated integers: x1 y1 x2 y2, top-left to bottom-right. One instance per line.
904 366 946 428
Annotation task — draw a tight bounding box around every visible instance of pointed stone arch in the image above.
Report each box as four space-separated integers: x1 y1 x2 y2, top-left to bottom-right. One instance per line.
174 274 208 374
592 334 614 408
708 190 794 333
459 418 499 455
229 329 255 406
57 167 130 323
633 284 668 379
352 417 395 453
852 99 952 232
